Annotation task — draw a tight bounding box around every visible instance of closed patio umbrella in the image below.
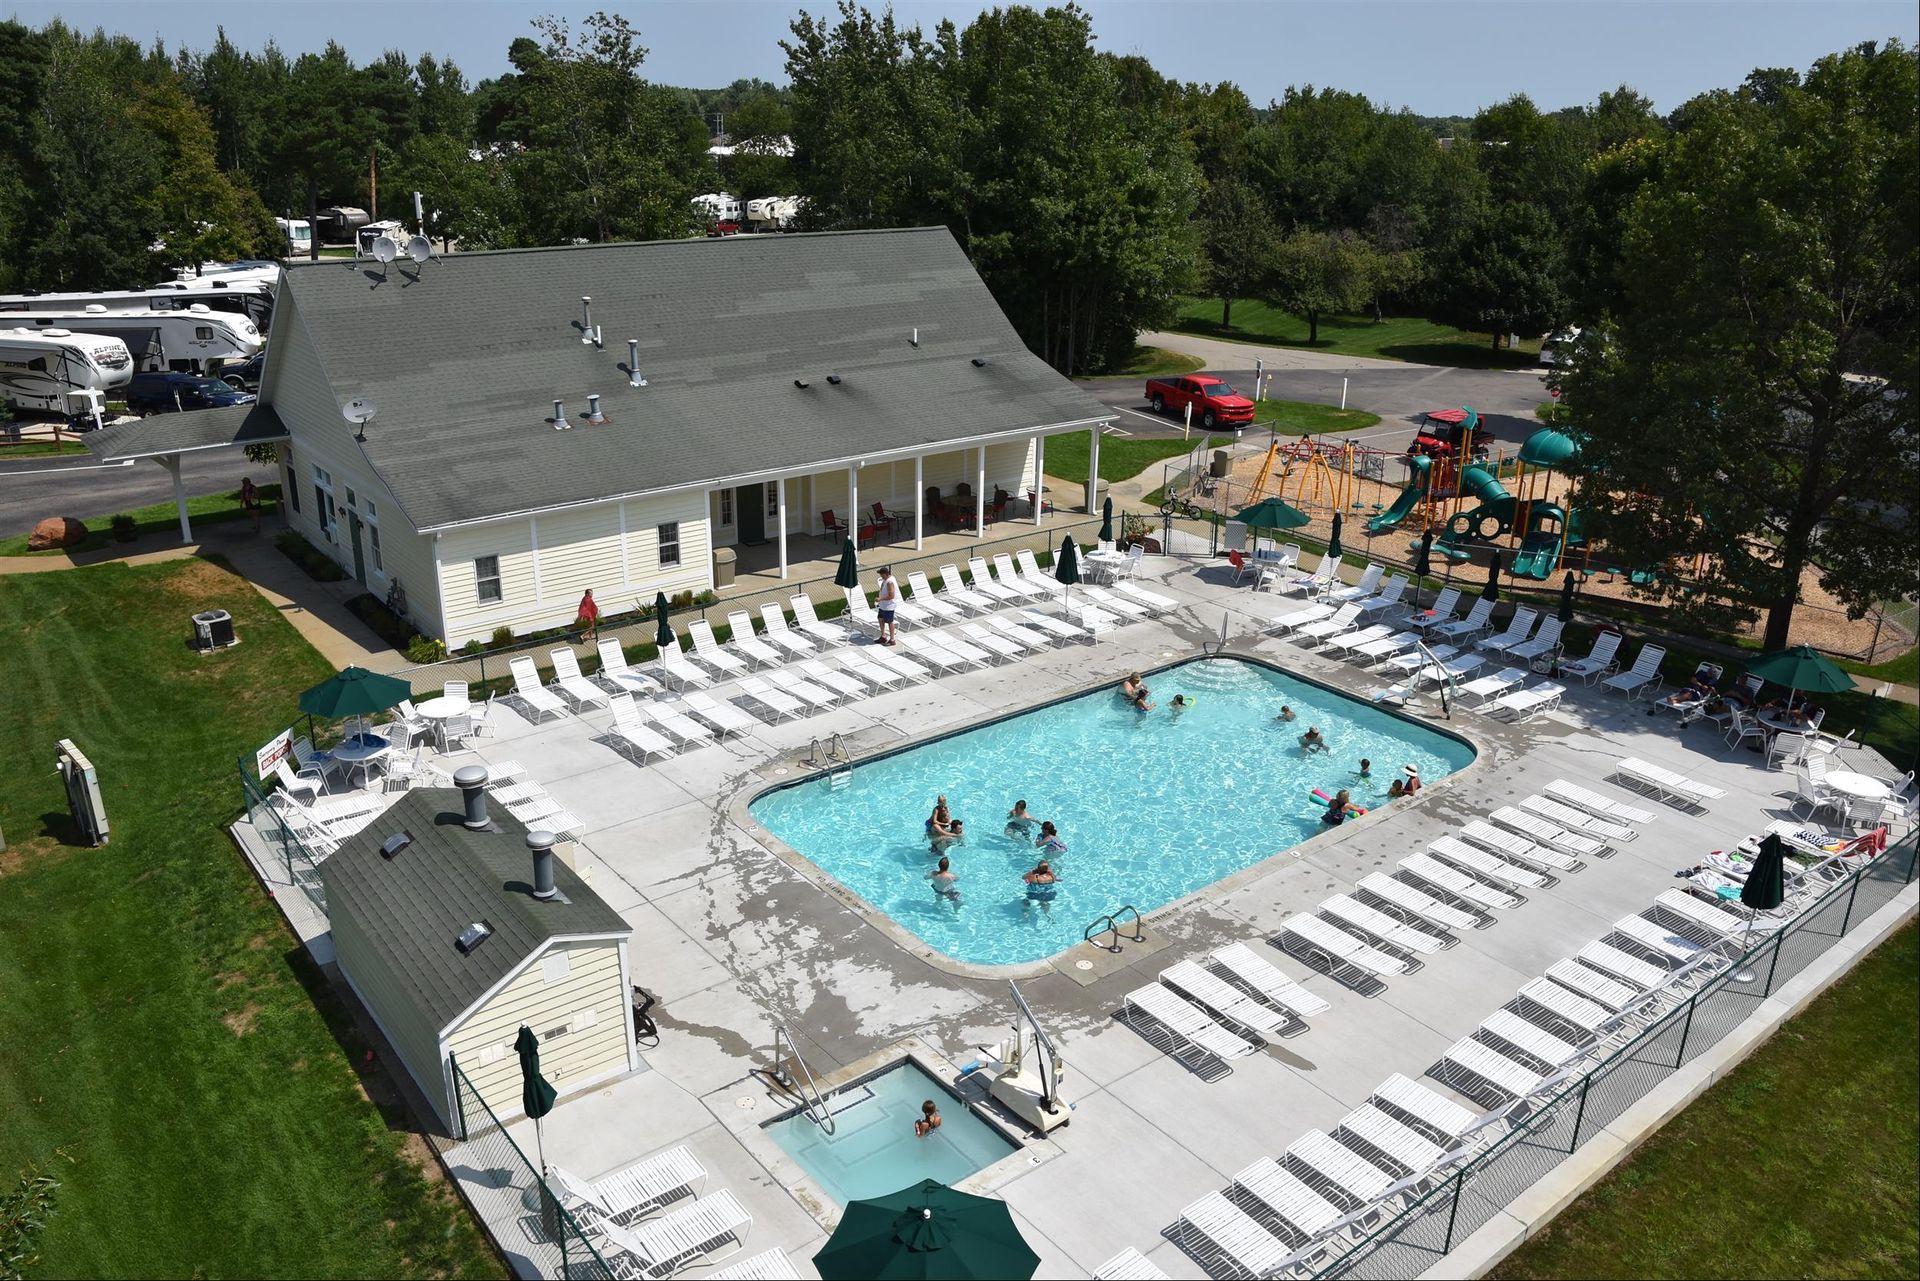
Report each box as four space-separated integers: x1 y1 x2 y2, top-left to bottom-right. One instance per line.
515 1024 561 1232
1733 833 1790 983
1326 512 1343 559
834 536 861 590
1480 550 1503 602
298 666 412 720
1412 530 1434 609
653 590 673 652
1098 496 1114 544
1053 534 1080 614
1557 571 1576 624
1744 644 1855 710
813 1179 1041 1281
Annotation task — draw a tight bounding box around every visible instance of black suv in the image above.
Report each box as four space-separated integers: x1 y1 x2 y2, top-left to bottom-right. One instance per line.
219 352 265 392
125 371 258 415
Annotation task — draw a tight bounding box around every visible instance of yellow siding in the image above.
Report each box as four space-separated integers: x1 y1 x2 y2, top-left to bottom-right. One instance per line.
534 505 624 603
329 902 456 1127
620 491 711 598
444 941 632 1122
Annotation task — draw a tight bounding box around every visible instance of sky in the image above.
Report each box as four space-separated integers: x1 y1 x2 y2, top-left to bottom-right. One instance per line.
10 0 1917 116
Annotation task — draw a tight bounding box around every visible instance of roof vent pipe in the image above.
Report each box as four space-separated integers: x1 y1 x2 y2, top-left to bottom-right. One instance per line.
454 765 491 830
527 829 558 899
553 399 568 430
580 296 594 345
626 338 647 387
586 393 607 424
911 327 919 348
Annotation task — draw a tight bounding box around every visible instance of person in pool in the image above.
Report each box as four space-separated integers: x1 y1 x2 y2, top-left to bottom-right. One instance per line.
1130 689 1155 713
1300 726 1328 753
1387 778 1407 800
1022 860 1060 910
1320 788 1355 826
1356 757 1372 780
1170 694 1192 715
932 817 966 854
927 796 955 840
928 856 962 905
1276 704 1297 722
1035 821 1067 857
915 1099 943 1137
1005 800 1036 838
1120 672 1150 702
1402 765 1422 795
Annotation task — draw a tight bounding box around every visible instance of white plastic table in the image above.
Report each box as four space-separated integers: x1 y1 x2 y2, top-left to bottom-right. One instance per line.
412 694 468 720
1825 770 1891 803
329 733 393 789
1082 550 1127 584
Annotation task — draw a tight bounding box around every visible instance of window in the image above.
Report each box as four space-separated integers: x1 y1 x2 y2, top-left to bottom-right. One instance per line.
717 489 734 527
541 952 572 984
657 521 681 568
474 555 502 603
766 483 780 521
312 466 334 539
195 326 214 341
369 524 383 573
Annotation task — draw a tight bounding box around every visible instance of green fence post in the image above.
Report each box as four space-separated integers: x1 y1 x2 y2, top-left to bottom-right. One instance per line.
1442 1168 1463 1253
1762 930 1784 996
1569 1073 1592 1152
1676 991 1698 1067
1839 870 1862 934
451 1054 466 1141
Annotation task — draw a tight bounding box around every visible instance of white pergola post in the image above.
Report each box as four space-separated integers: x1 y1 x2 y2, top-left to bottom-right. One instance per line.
1086 426 1102 513
1033 433 1046 525
913 454 924 549
847 464 860 564
975 447 986 539
776 476 788 579
159 454 192 543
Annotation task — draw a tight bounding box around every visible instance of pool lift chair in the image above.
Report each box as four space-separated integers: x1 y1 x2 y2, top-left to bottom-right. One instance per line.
1371 641 1457 718
969 980 1071 1135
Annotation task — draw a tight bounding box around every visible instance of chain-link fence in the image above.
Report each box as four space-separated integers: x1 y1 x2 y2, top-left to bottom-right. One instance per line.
1309 829 1918 1279
448 1056 613 1280
238 749 329 911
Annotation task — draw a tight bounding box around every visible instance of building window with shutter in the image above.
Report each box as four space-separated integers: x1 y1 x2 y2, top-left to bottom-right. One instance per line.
474 555 502 603
657 522 681 568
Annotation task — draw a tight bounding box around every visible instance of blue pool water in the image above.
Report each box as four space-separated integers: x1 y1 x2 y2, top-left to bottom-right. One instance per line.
750 656 1475 965
762 1061 1017 1205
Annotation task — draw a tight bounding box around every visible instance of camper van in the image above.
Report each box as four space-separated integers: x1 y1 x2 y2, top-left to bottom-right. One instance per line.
0 328 133 415
4 278 275 335
4 306 260 375
691 192 743 224
276 217 313 257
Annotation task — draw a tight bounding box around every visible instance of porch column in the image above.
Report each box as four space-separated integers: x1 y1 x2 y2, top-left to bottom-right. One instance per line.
159 454 191 543
847 464 860 565
975 447 986 539
913 454 924 550
776 476 788 580
1032 433 1045 526
1086 426 1102 513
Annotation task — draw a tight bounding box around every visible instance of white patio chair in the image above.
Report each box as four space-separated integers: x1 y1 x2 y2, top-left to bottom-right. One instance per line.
1601 643 1667 698
764 668 838 712
734 676 804 722
935 563 994 614
839 586 883 637
1352 574 1409 620
1205 941 1331 1019
274 759 325 806
756 604 818 657
1407 586 1461 633
1558 630 1622 683
1280 914 1410 980
593 1188 750 1280
508 656 567 721
903 571 966 622
1505 616 1565 666
681 690 760 737
549 1147 707 1227
1464 817 1586 872
723 611 785 667
1459 666 1528 707
834 648 903 692
984 615 1051 653
607 695 677 762
687 620 750 677
383 699 430 747
958 622 1024 663
1355 873 1481 933
1482 681 1564 722
990 552 1050 602
1232 1157 1345 1241
1612 756 1724 808
787 593 846 644
965 556 1025 605
655 646 712 691
1725 706 1767 753
382 747 428 792
1431 597 1495 643
1520 795 1633 843
1112 579 1178 613
1429 836 1549 890
1124 983 1260 1063
1325 563 1384 604
1092 1246 1169 1281
1542 779 1655 825
442 680 470 707
1082 584 1149 621
1399 853 1523 910
1319 893 1449 953
1476 607 1539 655
633 699 709 748
796 659 867 702
709 1248 800 1280
1173 1193 1292 1279
596 638 661 697
549 648 611 710
1159 960 1291 1041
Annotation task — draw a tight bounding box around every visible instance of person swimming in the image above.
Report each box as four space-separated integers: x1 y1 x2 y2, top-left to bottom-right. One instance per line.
928 856 962 905
1276 704 1297 722
1005 800 1036 838
1357 757 1372 779
1300 726 1328 753
914 1099 943 1137
932 817 966 853
1120 672 1150 702
1130 689 1155 712
926 795 955 839
1035 821 1067 857
1023 860 1059 908
1170 694 1191 714
1387 778 1407 800
1320 788 1355 826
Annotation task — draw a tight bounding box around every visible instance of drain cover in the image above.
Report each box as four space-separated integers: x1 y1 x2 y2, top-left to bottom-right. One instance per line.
774 768 789 776
1074 959 1094 971
735 1096 757 1110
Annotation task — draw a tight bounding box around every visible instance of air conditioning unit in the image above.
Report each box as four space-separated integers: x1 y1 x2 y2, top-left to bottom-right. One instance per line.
192 609 237 651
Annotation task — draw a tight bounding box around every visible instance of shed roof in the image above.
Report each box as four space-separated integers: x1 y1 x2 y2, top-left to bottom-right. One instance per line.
319 790 631 1033
276 227 1112 531
83 402 287 463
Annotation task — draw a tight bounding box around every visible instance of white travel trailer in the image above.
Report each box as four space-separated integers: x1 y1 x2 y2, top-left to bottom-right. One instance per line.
2 305 260 374
691 192 743 223
276 217 313 256
745 196 804 231
0 327 133 417
356 220 408 256
4 277 275 334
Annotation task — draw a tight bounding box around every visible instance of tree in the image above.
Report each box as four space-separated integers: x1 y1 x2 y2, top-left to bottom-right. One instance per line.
1563 41 1919 649
267 43 382 256
131 80 280 271
1198 176 1274 329
1265 229 1377 344
1431 197 1567 346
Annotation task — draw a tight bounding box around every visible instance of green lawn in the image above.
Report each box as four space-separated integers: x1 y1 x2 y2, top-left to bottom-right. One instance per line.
0 559 501 1278
0 483 278 557
1170 297 1542 369
0 440 91 458
1251 398 1381 436
1091 343 1207 379
1494 921 1919 1280
1042 430 1232 486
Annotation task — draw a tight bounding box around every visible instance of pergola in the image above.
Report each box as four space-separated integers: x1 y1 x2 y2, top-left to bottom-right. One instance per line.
81 404 288 543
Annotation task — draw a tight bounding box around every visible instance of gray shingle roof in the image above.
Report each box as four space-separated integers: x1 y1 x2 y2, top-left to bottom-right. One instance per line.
83 402 286 463
319 789 631 1033
278 227 1112 530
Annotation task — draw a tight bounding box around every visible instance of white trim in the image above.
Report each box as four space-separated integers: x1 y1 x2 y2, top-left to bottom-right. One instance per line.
913 454 924 549
776 477 788 580
616 502 631 589
618 941 639 1074
528 514 543 603
434 932 634 1038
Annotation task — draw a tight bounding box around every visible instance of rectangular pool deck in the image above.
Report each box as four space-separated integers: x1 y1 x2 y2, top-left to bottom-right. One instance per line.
236 549 1917 1279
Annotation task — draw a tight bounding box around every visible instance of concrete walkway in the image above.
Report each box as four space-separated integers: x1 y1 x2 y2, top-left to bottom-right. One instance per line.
1140 329 1416 373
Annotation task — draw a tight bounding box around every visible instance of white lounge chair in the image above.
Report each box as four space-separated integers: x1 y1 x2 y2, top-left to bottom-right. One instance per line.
634 699 709 748
1285 1129 1397 1203
1437 1037 1547 1101
1337 1105 1448 1175
966 556 1025 605
1276 548 1338 596
1514 978 1615 1037
832 648 902 693
1319 623 1397 659
1382 642 1458 676
687 620 750 678
1082 583 1150 621
1159 960 1292 1041
1521 794 1634 843
1506 616 1565 665
924 629 995 668
1431 597 1495 642
1559 630 1622 683
709 1247 800 1280
1374 1073 1482 1143
1417 652 1486 686
1174 1193 1293 1278
787 593 847 645
904 571 966 622
1124 983 1260 1063
1610 913 1709 965
896 634 968 675
681 690 760 737
1483 681 1564 722
957 622 1023 663
549 1145 706 1226
1476 607 1540 655
1612 756 1725 809
1281 914 1410 979
1543 779 1655 825
274 759 326 806
839 586 882 638
594 1188 751 1280
735 676 805 722
1400 853 1523 910
1206 941 1331 1020
607 695 677 762
1601 643 1667 698
596 638 661 697
1263 600 1337 636
756 604 818 658
990 552 1050 602
1290 603 1364 645
1319 894 1449 953
765 667 838 711
1112 579 1179 613
1020 606 1091 644
509 657 567 721
1461 818 1583 874
936 563 995 614
550 648 612 710
1488 807 1607 861
1351 574 1409 620
655 646 713 691
1545 959 1643 1012
984 615 1051 652
1429 836 1549 890
1356 873 1481 933
1325 563 1384 604
1578 940 1669 991
1092 1247 1170 1281
796 659 866 702
1408 587 1462 633
1016 549 1074 601
1480 1009 1587 1069
1459 666 1528 706
1350 630 1422 664
1232 1157 1345 1240
1652 888 1745 938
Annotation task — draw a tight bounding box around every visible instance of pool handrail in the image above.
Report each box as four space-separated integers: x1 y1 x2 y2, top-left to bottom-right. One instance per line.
772 1022 835 1135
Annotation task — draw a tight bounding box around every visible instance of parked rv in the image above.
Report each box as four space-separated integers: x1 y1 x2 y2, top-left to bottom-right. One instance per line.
745 196 803 232
276 217 313 256
6 278 274 334
3 306 260 374
356 220 409 255
124 370 257 415
314 206 371 245
0 327 133 414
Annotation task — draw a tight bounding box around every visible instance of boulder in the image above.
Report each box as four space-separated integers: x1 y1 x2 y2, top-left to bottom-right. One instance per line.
26 516 88 551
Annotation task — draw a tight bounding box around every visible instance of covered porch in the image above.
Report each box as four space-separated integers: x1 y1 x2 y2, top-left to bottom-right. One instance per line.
81 403 288 542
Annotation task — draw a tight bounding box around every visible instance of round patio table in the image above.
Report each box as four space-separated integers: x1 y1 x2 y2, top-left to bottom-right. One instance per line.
1759 711 1812 735
1082 549 1128 584
412 694 468 720
1824 770 1890 804
329 733 393 789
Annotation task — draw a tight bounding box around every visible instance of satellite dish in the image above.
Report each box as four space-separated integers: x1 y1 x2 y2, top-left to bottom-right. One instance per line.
406 235 432 265
372 235 399 264
342 397 378 427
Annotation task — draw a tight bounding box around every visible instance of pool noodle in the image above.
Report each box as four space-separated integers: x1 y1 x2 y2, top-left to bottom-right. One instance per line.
1311 787 1368 816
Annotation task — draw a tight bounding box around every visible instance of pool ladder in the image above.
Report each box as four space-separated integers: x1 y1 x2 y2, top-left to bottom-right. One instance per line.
771 1022 835 1134
1084 904 1145 953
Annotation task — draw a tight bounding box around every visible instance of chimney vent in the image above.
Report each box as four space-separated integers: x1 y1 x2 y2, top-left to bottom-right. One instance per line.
626 338 647 387
580 296 594 344
586 393 607 424
454 765 491 829
910 327 919 347
528 829 558 900
552 399 569 430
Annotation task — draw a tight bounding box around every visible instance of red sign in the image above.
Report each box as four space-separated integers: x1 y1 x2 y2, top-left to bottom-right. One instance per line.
1549 388 1561 399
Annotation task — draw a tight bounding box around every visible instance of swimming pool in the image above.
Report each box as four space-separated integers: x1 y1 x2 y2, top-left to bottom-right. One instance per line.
762 1060 1017 1206
749 655 1475 966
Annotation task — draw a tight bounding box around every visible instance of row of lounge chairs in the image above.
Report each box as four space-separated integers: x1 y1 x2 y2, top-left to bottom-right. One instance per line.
545 1144 786 1279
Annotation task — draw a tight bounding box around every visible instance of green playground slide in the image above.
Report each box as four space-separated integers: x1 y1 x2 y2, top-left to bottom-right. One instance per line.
1368 454 1431 533
1510 532 1561 579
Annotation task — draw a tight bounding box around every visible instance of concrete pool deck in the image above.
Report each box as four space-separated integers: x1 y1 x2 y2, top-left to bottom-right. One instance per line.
239 551 1915 1279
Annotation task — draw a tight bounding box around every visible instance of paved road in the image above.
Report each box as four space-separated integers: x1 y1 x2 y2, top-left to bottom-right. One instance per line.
0 448 270 538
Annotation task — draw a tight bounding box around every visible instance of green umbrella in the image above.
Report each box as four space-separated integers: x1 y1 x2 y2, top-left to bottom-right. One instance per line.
1054 534 1081 614
1480 549 1503 601
1740 834 1789 914
813 1179 1041 1281
1557 571 1576 624
1098 496 1114 544
298 666 412 719
1744 645 1856 708
1231 496 1311 530
515 1025 558 1175
1327 512 1343 558
654 590 673 651
1412 530 1434 608
834 536 861 590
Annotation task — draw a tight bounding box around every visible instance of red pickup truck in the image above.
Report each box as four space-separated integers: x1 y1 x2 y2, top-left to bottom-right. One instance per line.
1144 374 1254 430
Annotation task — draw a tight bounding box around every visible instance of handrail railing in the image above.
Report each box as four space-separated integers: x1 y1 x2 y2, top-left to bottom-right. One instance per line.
1083 904 1145 952
772 1022 834 1135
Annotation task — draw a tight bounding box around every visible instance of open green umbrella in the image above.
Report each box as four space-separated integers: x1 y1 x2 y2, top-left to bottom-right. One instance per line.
1557 571 1577 624
1480 550 1503 602
1098 496 1114 544
1327 512 1343 559
813 1179 1041 1281
653 590 673 651
1744 644 1855 709
834 536 861 590
1232 496 1310 566
298 666 412 719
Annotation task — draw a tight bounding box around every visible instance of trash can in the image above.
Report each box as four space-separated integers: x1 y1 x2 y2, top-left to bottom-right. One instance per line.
1210 450 1231 479
711 546 737 588
192 609 236 650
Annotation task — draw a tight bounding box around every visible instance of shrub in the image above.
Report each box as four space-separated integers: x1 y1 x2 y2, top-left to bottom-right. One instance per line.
405 635 447 664
489 625 514 649
460 639 484 656
669 590 695 610
692 589 718 607
110 514 137 542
